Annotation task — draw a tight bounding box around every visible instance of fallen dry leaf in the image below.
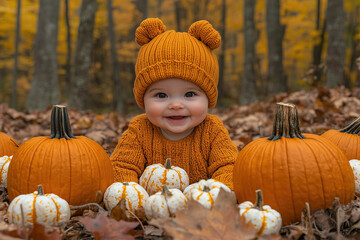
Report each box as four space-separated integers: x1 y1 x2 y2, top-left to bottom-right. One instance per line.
79 213 139 240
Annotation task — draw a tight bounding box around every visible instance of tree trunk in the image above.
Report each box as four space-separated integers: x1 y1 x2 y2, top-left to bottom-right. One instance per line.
175 0 187 31
11 0 21 109
157 0 163 17
266 0 287 97
325 0 345 88
312 0 326 86
25 0 61 111
64 0 71 99
240 0 258 104
69 0 97 110
355 6 360 87
348 7 359 88
218 0 226 103
107 0 124 114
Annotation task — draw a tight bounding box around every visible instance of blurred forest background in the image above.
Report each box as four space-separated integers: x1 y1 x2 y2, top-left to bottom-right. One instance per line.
0 0 359 114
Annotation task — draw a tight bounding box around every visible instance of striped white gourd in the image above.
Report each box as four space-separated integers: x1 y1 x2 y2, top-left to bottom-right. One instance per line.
239 190 282 235
183 179 231 209
144 185 188 219
7 185 70 226
140 158 189 195
349 159 360 195
103 182 149 219
0 155 12 188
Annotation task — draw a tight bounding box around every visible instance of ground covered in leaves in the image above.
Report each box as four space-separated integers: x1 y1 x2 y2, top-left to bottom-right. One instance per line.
1 86 360 239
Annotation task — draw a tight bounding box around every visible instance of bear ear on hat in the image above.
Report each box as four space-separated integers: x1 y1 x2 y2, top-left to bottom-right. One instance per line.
135 18 166 46
188 20 221 50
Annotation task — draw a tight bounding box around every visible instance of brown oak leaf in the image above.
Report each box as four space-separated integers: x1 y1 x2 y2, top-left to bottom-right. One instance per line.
79 213 139 240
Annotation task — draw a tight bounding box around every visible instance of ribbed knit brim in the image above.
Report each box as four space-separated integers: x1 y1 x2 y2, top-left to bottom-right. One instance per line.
133 18 220 109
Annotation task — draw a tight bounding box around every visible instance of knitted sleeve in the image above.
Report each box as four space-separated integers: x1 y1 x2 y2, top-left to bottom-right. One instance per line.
110 116 147 183
207 116 238 190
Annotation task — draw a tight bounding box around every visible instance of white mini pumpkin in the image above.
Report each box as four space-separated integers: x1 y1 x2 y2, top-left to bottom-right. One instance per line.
103 182 149 219
144 185 188 220
349 159 360 195
183 179 231 209
140 158 189 195
7 185 70 226
0 155 12 188
239 189 282 235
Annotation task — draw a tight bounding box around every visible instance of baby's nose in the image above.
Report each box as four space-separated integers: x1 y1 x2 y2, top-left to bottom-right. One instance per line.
169 100 184 109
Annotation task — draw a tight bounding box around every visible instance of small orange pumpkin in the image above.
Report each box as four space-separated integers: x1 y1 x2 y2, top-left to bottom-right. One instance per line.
233 102 355 225
322 116 360 160
7 105 114 205
0 132 19 157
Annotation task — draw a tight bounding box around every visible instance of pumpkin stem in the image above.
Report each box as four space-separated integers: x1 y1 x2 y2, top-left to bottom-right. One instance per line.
268 102 305 140
253 189 263 210
164 158 172 169
162 185 173 196
203 185 211 192
50 105 76 140
123 182 129 186
38 184 44 195
340 116 360 135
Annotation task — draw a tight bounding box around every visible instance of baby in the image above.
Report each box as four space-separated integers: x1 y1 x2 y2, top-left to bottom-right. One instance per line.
110 18 238 190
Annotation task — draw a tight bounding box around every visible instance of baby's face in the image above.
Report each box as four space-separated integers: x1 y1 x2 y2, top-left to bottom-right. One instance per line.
143 78 208 140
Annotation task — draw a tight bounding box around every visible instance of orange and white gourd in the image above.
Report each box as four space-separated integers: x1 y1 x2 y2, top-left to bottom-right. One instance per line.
349 159 360 195
140 158 189 195
7 185 70 226
0 155 12 188
183 179 231 209
144 185 188 220
103 182 149 219
239 190 282 235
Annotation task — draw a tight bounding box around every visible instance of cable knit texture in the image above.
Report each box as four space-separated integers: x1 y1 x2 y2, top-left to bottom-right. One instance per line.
110 114 237 190
134 18 221 109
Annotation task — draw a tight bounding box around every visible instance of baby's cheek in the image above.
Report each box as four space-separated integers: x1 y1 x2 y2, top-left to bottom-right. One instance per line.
190 102 208 119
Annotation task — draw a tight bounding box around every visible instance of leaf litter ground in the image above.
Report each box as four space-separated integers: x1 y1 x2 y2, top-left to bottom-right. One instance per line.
2 86 360 239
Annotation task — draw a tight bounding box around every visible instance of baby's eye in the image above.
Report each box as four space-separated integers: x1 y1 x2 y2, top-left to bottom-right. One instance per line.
185 92 196 98
155 93 167 98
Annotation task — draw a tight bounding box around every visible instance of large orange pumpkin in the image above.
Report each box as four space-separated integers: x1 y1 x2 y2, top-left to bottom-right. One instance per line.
0 132 19 157
7 105 114 205
322 116 360 160
233 102 355 225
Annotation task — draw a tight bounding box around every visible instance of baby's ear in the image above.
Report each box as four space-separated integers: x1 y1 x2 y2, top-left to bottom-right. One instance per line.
188 20 221 50
135 18 166 46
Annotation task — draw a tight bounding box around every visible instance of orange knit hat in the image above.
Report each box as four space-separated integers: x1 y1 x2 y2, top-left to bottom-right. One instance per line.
134 18 221 109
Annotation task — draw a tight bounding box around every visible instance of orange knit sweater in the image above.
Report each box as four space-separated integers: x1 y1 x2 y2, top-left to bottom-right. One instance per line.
110 113 238 190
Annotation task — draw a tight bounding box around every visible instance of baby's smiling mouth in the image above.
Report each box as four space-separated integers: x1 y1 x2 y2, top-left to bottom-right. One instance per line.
166 116 187 120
